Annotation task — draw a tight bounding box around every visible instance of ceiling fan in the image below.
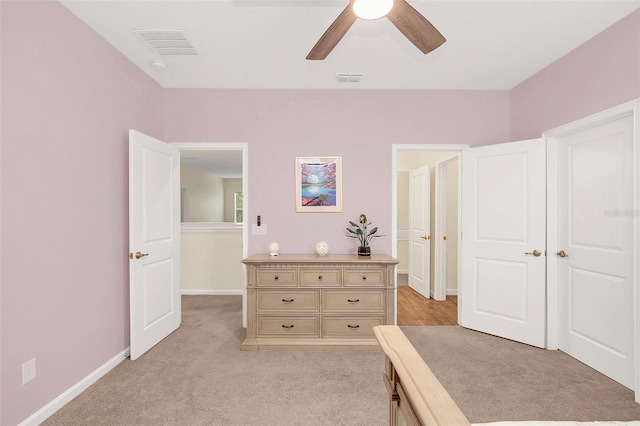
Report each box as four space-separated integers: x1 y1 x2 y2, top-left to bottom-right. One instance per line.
306 0 446 60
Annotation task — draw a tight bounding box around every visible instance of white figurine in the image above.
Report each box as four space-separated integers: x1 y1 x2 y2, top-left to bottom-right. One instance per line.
316 241 329 257
269 242 280 256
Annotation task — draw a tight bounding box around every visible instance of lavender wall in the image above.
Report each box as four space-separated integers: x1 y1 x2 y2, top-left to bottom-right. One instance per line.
164 89 510 256
0 2 164 424
510 10 640 140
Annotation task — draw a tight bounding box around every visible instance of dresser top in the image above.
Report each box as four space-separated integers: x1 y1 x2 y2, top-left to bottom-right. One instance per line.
242 253 398 265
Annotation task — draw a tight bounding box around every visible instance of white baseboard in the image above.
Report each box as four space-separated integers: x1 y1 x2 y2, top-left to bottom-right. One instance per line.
181 289 243 295
18 347 130 426
430 289 459 298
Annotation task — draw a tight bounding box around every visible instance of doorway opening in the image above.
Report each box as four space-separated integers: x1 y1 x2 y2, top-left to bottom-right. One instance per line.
172 142 249 325
392 144 467 326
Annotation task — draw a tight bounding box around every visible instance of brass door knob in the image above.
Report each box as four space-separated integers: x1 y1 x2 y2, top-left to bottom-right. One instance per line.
556 250 569 258
135 251 149 259
525 249 542 257
420 235 431 240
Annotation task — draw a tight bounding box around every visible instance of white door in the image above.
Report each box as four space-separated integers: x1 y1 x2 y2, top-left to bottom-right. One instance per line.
434 155 459 301
461 139 546 348
553 115 634 388
129 130 181 360
408 165 431 298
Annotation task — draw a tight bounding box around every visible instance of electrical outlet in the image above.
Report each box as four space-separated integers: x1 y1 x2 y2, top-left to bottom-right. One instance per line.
22 358 36 385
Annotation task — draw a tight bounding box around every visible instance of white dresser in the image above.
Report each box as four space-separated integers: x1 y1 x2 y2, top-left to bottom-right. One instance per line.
241 253 398 350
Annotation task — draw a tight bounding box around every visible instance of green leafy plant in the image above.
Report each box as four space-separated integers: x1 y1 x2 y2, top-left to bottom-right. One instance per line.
346 214 383 247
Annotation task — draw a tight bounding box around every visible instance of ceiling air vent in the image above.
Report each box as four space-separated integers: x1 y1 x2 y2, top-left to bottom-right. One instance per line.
336 73 362 83
132 29 198 56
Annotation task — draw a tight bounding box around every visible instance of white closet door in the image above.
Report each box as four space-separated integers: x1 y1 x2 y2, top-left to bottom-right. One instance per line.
461 138 546 348
553 114 634 389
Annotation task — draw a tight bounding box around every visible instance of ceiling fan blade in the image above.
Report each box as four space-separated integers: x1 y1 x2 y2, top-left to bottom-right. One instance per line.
387 0 445 54
306 2 358 60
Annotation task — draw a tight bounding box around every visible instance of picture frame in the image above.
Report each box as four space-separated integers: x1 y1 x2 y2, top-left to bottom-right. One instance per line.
295 156 342 212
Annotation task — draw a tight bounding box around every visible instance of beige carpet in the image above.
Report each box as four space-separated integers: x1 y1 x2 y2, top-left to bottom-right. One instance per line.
43 295 640 425
44 295 387 426
402 326 640 423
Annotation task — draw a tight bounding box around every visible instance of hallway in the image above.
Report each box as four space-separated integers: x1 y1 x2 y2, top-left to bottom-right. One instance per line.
397 274 458 326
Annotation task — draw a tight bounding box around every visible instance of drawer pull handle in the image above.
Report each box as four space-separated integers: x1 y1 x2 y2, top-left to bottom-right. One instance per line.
274 275 279 280
362 275 367 280
347 299 360 303
281 298 295 304
281 324 295 329
347 324 360 329
318 275 323 280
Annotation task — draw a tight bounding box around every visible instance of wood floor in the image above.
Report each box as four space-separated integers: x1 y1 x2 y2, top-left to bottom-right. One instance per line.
397 285 458 326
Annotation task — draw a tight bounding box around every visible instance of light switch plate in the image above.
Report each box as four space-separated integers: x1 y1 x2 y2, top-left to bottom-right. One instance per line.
252 224 267 235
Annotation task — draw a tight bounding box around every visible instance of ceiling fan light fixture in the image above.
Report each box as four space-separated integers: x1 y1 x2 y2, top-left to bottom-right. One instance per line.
353 0 393 20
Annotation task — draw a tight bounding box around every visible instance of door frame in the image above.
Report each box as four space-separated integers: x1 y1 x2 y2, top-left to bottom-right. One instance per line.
171 142 249 327
392 144 468 324
544 99 640 401
433 153 460 301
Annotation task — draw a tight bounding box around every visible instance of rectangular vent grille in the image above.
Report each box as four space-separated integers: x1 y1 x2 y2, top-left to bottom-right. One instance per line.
132 29 198 56
336 73 362 83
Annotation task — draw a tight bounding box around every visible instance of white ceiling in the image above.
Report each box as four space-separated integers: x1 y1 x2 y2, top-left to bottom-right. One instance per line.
181 149 243 178
61 0 639 91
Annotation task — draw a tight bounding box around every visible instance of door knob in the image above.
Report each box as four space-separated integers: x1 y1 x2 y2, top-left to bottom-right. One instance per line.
525 249 542 257
420 235 431 240
134 251 149 259
556 250 569 258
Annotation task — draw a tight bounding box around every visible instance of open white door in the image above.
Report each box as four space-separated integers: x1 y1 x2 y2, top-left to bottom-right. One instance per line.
434 155 459 301
129 130 181 360
551 114 635 389
461 139 546 348
408 165 431 298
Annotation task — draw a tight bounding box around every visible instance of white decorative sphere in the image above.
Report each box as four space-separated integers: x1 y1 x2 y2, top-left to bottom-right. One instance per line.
316 241 329 257
269 242 280 256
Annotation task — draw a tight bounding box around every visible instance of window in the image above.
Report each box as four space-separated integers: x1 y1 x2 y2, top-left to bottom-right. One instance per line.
234 192 243 223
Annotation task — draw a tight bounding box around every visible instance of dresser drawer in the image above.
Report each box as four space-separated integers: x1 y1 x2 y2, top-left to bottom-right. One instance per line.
322 290 385 313
322 316 385 338
300 268 341 287
256 268 297 287
257 316 319 337
257 290 319 312
344 268 385 287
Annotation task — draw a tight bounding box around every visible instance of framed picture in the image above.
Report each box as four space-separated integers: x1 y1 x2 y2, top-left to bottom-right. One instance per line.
295 156 342 212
